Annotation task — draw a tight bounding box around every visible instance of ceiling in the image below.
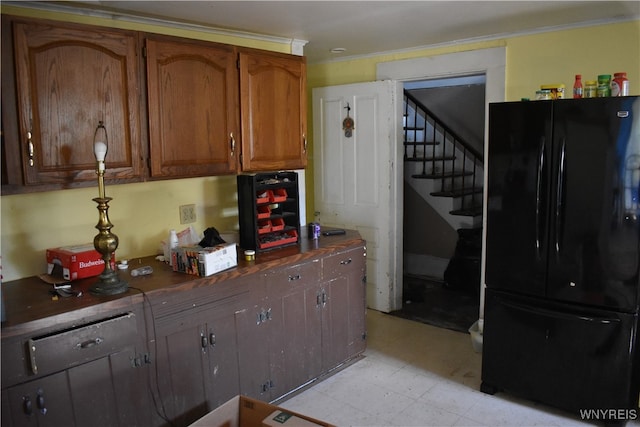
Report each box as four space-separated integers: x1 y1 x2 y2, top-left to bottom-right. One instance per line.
39 1 640 63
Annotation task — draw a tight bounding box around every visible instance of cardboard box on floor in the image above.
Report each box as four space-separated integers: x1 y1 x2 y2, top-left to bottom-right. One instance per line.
189 395 335 427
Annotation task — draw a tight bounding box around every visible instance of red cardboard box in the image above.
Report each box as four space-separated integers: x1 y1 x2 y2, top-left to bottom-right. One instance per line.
46 244 115 281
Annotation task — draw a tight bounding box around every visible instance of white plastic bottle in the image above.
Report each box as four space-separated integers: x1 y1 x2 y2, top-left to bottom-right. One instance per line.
168 229 179 266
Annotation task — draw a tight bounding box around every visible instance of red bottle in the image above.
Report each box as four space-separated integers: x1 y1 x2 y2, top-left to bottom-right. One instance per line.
573 74 583 99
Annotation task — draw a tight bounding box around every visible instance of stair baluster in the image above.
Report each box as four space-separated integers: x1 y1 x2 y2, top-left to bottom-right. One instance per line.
403 90 484 218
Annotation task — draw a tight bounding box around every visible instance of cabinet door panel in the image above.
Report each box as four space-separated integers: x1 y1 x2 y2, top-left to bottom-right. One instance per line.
13 20 142 185
146 38 238 177
5 371 75 427
235 303 271 400
67 349 140 427
321 245 367 370
206 311 240 409
322 276 351 370
239 51 307 171
154 320 210 426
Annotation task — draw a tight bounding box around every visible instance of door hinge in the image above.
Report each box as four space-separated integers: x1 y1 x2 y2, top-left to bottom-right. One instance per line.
142 45 147 58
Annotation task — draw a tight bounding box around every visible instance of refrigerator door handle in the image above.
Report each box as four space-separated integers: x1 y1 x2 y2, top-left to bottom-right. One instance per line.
555 138 566 258
502 298 622 324
535 137 545 260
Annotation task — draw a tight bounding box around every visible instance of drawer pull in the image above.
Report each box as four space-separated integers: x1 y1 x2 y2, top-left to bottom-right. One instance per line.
230 132 236 156
36 389 47 415
340 258 352 265
288 274 301 281
78 337 103 349
201 334 208 349
210 333 216 347
27 131 34 167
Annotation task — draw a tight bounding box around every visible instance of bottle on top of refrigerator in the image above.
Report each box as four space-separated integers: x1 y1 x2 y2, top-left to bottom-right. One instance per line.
573 75 583 99
611 72 629 96
597 75 611 97
584 80 597 98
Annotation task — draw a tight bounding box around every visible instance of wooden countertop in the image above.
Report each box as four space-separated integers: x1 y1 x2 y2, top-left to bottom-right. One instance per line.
1 230 364 338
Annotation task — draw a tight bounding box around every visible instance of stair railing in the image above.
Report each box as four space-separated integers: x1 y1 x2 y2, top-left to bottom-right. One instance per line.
404 90 484 216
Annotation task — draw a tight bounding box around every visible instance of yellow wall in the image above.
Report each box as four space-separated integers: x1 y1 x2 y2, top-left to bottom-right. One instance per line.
303 20 639 221
1 3 638 282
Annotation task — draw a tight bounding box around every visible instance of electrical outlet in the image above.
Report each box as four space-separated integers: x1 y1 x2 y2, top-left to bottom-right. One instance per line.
179 204 196 224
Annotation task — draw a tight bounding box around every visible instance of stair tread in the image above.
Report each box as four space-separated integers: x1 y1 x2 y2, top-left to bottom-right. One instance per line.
450 206 483 217
404 155 456 161
411 170 474 179
431 187 483 197
404 140 440 146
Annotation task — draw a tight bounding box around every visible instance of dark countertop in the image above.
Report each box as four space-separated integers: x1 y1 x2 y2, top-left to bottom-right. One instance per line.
1 230 364 338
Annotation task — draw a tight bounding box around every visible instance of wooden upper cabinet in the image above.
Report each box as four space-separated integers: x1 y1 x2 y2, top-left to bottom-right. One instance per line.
145 37 239 178
12 20 142 186
239 50 307 171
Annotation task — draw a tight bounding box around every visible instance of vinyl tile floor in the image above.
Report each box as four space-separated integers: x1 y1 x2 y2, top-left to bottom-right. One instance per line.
280 309 640 427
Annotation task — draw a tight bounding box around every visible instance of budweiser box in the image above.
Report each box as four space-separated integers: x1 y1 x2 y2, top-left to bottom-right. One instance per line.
46 244 115 281
172 243 237 277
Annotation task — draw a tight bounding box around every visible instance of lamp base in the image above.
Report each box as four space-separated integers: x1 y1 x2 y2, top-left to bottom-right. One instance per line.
90 269 128 296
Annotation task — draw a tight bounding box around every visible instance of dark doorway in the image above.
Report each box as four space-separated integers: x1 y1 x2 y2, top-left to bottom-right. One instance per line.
393 76 484 333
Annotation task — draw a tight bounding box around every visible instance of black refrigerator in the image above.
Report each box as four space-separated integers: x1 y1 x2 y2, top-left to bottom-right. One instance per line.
482 97 640 422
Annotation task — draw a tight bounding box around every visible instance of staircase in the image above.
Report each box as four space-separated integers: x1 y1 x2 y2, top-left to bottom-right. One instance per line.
403 90 484 229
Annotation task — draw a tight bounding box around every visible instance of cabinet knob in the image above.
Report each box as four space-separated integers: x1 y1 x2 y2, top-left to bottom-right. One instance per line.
209 333 216 347
340 258 353 265
288 274 301 281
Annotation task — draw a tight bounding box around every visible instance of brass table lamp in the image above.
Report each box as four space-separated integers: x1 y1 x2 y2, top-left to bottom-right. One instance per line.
90 121 128 295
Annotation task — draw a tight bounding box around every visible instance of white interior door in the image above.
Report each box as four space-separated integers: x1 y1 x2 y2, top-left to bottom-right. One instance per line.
313 80 403 312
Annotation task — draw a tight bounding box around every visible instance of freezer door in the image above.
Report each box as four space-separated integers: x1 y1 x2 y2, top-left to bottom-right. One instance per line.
548 97 640 312
482 289 639 416
486 101 552 296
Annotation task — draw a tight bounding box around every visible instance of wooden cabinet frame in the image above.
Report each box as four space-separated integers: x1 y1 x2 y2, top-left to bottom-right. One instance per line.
1 15 308 195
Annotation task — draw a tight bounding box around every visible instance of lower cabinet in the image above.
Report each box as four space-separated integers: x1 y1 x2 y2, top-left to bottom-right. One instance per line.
1 239 367 427
150 291 244 426
1 311 148 427
235 244 367 403
321 245 367 371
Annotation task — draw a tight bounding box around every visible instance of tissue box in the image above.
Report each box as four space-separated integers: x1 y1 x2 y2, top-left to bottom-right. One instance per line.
172 243 237 277
46 244 115 281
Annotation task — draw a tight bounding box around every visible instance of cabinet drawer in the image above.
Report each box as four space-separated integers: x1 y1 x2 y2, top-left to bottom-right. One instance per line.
268 260 321 292
27 312 137 377
322 246 366 280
